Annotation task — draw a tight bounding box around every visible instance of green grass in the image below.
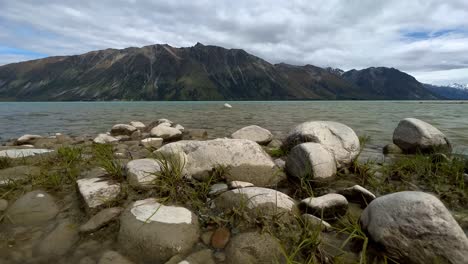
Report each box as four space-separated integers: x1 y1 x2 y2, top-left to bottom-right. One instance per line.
0 157 12 169
267 147 287 158
92 143 124 180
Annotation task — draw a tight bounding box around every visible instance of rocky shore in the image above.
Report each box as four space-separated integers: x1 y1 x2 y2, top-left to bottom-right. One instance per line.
0 118 467 264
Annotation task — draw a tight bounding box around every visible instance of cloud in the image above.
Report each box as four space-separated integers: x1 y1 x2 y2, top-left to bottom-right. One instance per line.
0 0 468 84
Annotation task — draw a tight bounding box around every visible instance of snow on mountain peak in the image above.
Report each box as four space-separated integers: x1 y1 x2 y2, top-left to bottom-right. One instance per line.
448 83 468 90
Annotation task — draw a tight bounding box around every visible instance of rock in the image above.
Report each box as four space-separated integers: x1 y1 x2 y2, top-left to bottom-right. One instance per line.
80 207 123 233
300 193 348 219
125 159 161 188
274 158 285 169
284 121 360 168
174 124 185 132
225 232 284 264
182 249 215 264
158 122 172 127
0 199 7 211
201 231 214 245
16 134 43 145
361 191 468 264
76 177 121 209
81 167 108 178
118 198 200 263
94 134 118 144
0 149 53 158
224 103 232 108
213 252 226 262
231 125 273 145
5 190 59 225
286 143 336 180
209 183 228 196
150 125 183 141
130 121 146 130
111 124 137 136
211 227 231 249
337 185 376 206
382 143 403 155
157 118 173 125
267 138 283 148
302 214 332 231
215 187 297 218
228 181 254 189
157 139 284 186
34 220 79 259
186 129 208 140
0 165 41 186
79 256 96 264
393 118 452 153
130 130 141 140
99 250 134 264
141 137 163 149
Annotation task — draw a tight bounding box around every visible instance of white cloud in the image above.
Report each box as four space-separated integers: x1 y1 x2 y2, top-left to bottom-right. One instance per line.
0 0 467 84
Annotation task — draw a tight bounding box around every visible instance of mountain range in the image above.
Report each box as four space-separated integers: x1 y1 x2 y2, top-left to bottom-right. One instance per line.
0 43 459 101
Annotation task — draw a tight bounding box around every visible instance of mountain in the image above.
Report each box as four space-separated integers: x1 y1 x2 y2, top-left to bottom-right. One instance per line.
341 67 439 100
424 84 468 100
0 43 441 101
448 83 468 90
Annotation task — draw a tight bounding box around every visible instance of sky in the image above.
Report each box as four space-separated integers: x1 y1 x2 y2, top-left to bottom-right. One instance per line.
0 0 468 85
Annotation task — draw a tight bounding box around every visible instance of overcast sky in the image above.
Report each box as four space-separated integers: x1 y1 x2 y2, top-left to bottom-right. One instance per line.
1 0 468 85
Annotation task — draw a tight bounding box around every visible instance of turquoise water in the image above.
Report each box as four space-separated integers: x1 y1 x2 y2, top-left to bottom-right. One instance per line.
1 101 467 154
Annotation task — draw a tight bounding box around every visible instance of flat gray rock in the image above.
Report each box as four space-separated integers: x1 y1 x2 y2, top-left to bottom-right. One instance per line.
5 190 59 225
34 220 79 259
76 177 121 209
0 149 52 158
337 185 376 206
225 232 284 264
0 165 40 186
300 193 348 219
80 207 123 233
286 142 336 180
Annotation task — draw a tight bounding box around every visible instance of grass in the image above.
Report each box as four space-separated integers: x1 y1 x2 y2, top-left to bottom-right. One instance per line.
0 157 12 169
267 147 288 158
336 214 369 264
92 143 124 180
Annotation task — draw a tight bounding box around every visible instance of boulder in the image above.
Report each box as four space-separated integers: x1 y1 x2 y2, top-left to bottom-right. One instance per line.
150 125 182 141
111 124 137 136
4 190 59 225
118 198 199 263
174 124 185 132
99 250 134 264
129 121 146 130
0 165 41 186
284 121 360 168
228 181 254 189
156 139 284 186
140 138 163 149
382 143 403 155
80 207 123 233
231 125 273 145
215 187 297 218
16 134 43 145
337 185 376 206
393 118 451 153
361 191 468 264
300 193 348 219
0 149 53 159
34 220 79 259
94 134 118 144
302 214 332 231
76 177 121 209
225 232 284 264
286 143 337 180
125 159 161 188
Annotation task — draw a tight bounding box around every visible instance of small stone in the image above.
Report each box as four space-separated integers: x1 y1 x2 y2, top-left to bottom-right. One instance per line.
231 125 273 145
174 124 185 132
125 159 161 188
300 193 348 219
99 250 134 264
209 183 228 196
94 134 118 144
130 121 146 130
228 181 254 189
76 177 121 209
0 199 7 211
80 207 123 233
286 142 337 180
150 125 182 141
224 103 232 108
211 227 231 249
274 158 285 169
141 138 163 149
302 214 332 231
0 149 53 159
16 134 43 145
213 252 226 262
201 231 214 245
382 143 403 155
337 185 376 206
111 124 138 136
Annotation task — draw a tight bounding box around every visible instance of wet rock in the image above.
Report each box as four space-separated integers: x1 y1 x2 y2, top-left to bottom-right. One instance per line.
0 165 41 186
34 220 79 259
80 207 123 233
209 183 228 196
93 134 118 144
77 177 121 209
130 121 146 130
16 134 43 145
393 118 452 153
140 137 163 149
302 214 332 231
215 187 297 218
300 193 348 219
125 158 161 188
211 227 231 249
157 139 284 186
286 142 337 180
225 232 284 264
228 180 254 189
118 198 199 263
150 125 183 141
111 124 138 136
99 250 134 264
382 143 403 155
361 191 468 264
337 185 376 206
5 190 59 225
274 158 285 169
0 148 53 158
231 125 273 145
0 199 7 211
284 121 360 168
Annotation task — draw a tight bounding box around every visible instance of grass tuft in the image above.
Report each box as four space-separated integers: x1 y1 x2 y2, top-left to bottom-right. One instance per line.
0 157 12 169
92 144 124 180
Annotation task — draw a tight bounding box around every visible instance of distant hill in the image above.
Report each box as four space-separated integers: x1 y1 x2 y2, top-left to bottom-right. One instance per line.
0 43 442 101
424 84 468 100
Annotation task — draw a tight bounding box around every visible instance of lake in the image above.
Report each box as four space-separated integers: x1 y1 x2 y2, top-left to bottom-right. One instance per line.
1 101 467 155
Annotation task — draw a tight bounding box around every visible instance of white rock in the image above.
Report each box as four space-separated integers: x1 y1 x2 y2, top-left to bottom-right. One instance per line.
300 193 348 219
174 124 185 132
231 125 273 145
157 118 173 125
223 103 232 108
158 122 172 127
150 125 182 140
284 121 360 168
156 139 284 186
209 183 228 196
337 185 376 206
286 143 336 180
228 181 254 189
302 214 332 231
77 177 121 209
125 159 161 188
111 124 137 136
393 118 451 153
361 191 468 263
140 137 163 149
16 134 43 145
0 149 52 158
93 133 118 144
130 121 146 129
